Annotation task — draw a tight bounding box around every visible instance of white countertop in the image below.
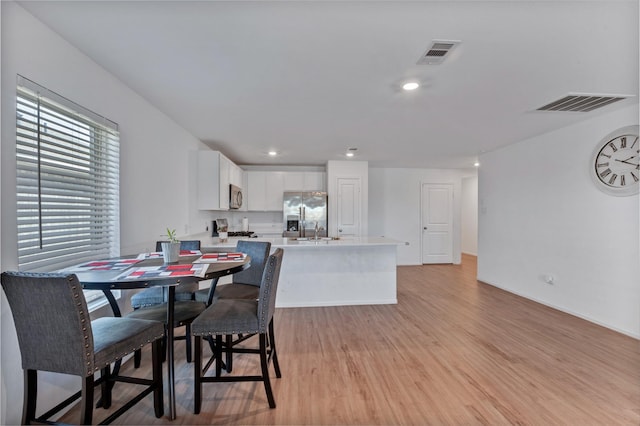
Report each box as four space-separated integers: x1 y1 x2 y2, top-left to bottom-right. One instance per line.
184 232 404 249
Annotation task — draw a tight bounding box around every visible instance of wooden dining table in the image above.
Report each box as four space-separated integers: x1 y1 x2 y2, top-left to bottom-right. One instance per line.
64 253 250 420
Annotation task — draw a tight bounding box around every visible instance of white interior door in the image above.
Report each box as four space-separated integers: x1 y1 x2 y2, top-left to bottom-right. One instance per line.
337 177 361 237
422 183 453 264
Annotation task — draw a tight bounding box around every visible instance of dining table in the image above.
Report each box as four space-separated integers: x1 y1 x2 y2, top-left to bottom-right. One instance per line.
63 252 250 420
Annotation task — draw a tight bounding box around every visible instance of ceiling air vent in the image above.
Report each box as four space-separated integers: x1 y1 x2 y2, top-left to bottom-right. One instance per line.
417 40 461 65
536 94 630 112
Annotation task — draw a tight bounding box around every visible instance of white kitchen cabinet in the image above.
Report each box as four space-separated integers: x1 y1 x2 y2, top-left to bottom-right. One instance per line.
229 162 243 188
282 171 326 191
218 155 231 209
196 151 243 210
304 171 326 191
247 171 266 211
283 172 304 191
246 171 284 211
265 172 285 210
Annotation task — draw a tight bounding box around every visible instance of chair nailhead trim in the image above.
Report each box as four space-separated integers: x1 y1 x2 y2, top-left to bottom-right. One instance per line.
89 332 165 374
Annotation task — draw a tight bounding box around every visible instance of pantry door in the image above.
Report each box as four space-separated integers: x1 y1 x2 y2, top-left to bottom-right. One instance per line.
421 183 453 264
336 177 361 237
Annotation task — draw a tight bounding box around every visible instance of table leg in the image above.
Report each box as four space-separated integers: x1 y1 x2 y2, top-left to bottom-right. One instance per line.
167 285 176 420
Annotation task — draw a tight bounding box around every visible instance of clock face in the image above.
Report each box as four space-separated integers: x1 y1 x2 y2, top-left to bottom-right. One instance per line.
592 125 639 196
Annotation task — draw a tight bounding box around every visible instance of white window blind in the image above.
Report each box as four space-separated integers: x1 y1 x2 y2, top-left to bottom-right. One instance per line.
16 75 120 306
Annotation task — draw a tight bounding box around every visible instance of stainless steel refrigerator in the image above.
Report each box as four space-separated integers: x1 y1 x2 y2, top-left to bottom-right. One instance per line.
283 191 328 238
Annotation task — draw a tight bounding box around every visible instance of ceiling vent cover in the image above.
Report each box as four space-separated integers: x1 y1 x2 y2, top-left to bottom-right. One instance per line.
536 94 631 112
417 40 461 65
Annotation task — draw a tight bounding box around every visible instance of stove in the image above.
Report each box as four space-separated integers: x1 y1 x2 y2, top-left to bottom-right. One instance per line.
227 231 255 237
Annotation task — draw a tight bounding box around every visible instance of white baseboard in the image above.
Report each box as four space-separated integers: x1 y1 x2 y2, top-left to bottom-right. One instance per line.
477 277 640 340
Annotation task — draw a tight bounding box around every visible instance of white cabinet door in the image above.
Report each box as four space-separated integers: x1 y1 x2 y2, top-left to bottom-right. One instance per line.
283 171 325 191
247 171 266 211
304 172 326 191
265 172 284 211
283 172 304 191
218 155 231 209
196 151 225 210
246 171 283 211
229 163 244 188
336 177 361 237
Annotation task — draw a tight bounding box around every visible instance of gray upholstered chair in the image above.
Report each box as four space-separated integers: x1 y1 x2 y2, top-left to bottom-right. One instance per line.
192 248 284 413
130 240 202 308
1 271 164 425
127 298 206 366
193 240 271 373
194 240 272 305
128 239 203 367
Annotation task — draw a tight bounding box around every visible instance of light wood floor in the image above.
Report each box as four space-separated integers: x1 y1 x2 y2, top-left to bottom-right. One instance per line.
60 254 640 425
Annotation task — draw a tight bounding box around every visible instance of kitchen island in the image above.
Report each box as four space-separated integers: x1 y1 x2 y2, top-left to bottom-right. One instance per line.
188 233 403 308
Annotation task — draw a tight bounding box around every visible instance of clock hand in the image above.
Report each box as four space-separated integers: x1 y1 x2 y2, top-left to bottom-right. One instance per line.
614 156 638 165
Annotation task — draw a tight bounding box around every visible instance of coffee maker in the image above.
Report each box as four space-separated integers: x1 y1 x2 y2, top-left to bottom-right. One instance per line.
211 218 228 237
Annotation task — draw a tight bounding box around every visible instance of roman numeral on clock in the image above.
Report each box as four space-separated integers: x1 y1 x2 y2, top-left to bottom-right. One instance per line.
608 173 618 184
600 168 612 178
620 137 627 148
620 175 626 186
632 171 639 182
597 162 609 168
609 142 618 152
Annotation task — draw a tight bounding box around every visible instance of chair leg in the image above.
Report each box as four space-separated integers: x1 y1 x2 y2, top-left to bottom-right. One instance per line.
186 323 192 363
80 375 94 425
100 365 112 409
268 319 282 378
23 369 37 425
152 338 164 418
225 334 233 373
259 334 276 409
194 335 202 414
215 335 223 377
134 348 142 368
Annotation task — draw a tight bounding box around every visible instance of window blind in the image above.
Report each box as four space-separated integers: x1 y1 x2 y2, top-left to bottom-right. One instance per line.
16 76 120 305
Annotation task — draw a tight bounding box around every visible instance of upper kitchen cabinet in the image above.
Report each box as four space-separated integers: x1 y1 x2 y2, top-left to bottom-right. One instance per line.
195 151 244 210
246 171 284 211
283 171 326 191
229 161 243 188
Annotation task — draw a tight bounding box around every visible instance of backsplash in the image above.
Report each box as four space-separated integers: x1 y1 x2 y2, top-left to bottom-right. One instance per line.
207 211 283 236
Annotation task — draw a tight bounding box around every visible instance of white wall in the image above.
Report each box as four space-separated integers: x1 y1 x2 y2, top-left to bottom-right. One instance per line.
461 176 478 255
1 3 212 424
478 103 639 338
369 167 476 265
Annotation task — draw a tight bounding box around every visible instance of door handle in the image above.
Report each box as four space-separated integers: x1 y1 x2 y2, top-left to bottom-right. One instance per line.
423 227 428 230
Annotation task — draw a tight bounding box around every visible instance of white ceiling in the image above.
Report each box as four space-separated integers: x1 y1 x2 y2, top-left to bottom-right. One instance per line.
18 1 639 168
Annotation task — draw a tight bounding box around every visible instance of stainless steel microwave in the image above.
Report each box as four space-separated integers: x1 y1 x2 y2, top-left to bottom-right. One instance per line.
229 184 243 209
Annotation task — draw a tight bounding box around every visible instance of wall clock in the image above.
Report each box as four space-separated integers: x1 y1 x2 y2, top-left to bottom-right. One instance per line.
591 125 639 196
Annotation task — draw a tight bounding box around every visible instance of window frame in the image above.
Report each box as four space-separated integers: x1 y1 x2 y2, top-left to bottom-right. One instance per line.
15 76 121 308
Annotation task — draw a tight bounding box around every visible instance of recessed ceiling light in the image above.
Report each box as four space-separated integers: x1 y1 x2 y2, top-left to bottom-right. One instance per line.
346 147 357 158
474 162 480 167
402 82 420 91
268 151 277 156
346 152 355 157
